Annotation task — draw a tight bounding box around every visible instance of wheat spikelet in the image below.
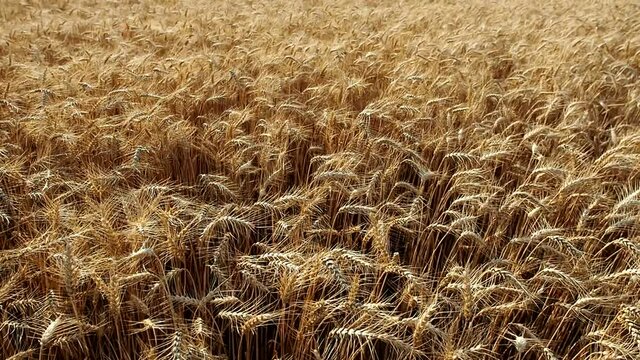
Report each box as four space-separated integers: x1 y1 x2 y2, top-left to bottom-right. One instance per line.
206 295 241 307
6 349 36 360
329 327 423 357
599 269 640 282
199 174 238 200
604 238 640 259
240 311 282 335
537 345 559 360
171 331 186 360
535 267 586 295
322 256 349 289
619 306 640 348
39 316 62 348
170 295 201 307
338 204 375 216
130 318 173 335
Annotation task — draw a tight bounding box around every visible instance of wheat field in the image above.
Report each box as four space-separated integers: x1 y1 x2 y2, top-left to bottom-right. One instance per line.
1 0 640 359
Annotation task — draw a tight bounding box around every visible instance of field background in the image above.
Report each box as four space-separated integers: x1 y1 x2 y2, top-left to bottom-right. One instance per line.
1 0 640 359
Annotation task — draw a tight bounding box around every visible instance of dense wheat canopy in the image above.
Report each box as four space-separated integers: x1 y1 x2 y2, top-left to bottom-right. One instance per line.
1 0 640 359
